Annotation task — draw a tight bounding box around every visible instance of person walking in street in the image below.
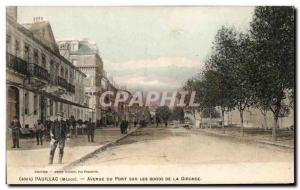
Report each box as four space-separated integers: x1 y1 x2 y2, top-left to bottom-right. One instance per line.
49 113 67 165
87 118 95 142
124 120 129 134
134 120 137 128
35 120 44 145
156 117 159 127
10 117 21 148
120 120 125 134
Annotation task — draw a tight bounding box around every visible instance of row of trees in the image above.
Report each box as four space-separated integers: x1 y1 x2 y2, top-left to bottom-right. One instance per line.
184 7 294 141
155 106 185 124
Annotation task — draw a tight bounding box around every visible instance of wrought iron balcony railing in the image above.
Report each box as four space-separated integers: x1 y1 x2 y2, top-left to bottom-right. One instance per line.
7 53 50 82
68 83 75 93
7 52 75 93
57 76 69 89
6 53 29 76
57 76 75 93
28 63 50 81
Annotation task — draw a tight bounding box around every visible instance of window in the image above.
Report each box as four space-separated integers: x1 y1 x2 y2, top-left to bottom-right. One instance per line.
70 70 73 82
34 49 39 65
50 99 53 116
55 101 58 115
34 94 38 115
61 67 64 78
24 45 30 61
6 35 11 44
42 54 46 68
24 92 29 115
15 40 20 55
6 35 11 51
50 60 54 73
65 69 68 79
60 102 63 112
56 65 59 75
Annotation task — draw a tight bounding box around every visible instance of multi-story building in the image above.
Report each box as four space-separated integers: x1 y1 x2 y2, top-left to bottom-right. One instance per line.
6 7 90 128
57 39 104 122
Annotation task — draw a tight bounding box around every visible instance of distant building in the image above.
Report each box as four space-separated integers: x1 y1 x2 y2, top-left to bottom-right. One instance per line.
57 39 108 122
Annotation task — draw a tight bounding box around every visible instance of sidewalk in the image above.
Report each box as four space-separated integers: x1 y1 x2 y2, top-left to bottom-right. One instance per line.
7 127 138 171
190 127 294 149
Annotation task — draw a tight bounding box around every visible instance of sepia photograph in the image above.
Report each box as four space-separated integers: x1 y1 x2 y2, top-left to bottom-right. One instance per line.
5 5 295 185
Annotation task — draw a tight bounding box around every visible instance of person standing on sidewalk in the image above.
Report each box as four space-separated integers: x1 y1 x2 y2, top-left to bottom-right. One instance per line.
120 120 124 134
134 120 137 128
35 120 44 145
49 113 67 165
124 120 129 134
87 118 95 142
10 117 21 148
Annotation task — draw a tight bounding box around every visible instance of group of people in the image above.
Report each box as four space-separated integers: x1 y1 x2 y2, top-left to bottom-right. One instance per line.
9 114 96 165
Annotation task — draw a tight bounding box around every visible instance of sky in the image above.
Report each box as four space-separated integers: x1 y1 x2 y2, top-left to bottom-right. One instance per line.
17 6 255 91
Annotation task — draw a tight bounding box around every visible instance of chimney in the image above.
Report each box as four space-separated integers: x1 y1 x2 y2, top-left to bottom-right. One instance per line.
33 16 44 23
6 6 18 22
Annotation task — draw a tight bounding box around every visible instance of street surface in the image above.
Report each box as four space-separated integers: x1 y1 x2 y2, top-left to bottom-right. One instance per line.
72 125 294 184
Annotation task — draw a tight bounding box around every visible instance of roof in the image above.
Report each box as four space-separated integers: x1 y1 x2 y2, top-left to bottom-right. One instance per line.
21 21 59 53
7 17 83 74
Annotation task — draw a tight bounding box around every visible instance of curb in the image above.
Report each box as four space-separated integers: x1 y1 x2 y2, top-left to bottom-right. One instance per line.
60 127 139 170
192 128 294 149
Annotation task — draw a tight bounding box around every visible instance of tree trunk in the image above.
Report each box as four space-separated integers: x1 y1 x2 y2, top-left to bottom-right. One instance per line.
209 110 212 129
200 113 203 128
227 111 230 126
263 112 268 129
272 115 279 141
221 109 225 133
240 110 244 136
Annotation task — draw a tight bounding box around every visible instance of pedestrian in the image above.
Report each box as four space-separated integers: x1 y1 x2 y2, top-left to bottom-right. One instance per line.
124 120 129 134
165 121 168 127
35 120 44 145
10 117 21 148
134 120 137 128
120 120 124 134
49 113 67 165
77 120 82 135
87 118 95 142
76 120 80 136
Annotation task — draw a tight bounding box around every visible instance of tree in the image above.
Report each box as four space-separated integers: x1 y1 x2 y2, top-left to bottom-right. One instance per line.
250 6 295 141
155 106 172 124
208 26 254 135
182 76 203 121
171 107 185 123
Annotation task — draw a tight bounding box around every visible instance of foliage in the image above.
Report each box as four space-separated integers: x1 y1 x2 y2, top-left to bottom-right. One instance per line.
201 108 220 118
171 107 185 122
155 106 172 122
250 6 295 124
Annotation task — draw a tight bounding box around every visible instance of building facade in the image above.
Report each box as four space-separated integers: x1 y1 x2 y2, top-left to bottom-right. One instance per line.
6 7 91 128
57 39 104 122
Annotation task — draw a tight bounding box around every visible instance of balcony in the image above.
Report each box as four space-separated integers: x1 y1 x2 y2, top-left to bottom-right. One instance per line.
28 63 50 81
7 53 50 82
68 83 75 93
6 53 29 76
57 76 75 93
57 76 69 89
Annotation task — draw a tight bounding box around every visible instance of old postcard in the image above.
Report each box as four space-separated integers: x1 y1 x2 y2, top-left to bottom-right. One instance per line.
6 6 295 185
